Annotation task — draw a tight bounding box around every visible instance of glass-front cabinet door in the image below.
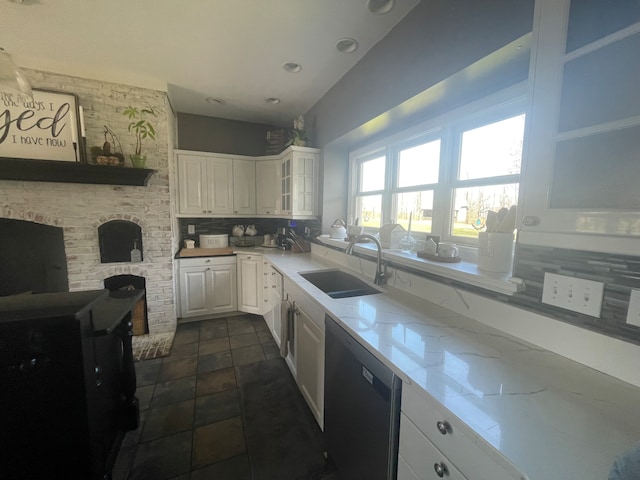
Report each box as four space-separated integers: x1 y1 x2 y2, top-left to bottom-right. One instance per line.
520 0 640 252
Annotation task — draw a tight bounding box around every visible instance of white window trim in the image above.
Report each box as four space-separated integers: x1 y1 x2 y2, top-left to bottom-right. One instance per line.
348 83 528 249
342 82 528 295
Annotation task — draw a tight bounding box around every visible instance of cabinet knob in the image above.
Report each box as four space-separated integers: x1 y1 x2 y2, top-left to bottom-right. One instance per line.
436 420 451 435
434 462 449 478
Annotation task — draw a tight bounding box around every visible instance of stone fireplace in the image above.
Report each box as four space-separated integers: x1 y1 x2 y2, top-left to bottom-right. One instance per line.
0 71 178 359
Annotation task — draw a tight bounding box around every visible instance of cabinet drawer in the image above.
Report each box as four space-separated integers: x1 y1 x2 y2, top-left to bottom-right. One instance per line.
402 382 525 480
178 256 236 268
400 413 467 480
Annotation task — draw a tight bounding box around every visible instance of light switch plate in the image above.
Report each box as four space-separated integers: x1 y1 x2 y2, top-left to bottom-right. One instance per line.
626 289 640 327
542 272 604 318
188 224 195 234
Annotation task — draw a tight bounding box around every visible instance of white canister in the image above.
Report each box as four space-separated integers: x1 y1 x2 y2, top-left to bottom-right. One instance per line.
477 232 514 273
199 234 229 248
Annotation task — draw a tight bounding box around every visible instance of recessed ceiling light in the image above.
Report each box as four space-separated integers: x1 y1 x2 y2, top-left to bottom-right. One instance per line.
206 97 225 105
282 62 302 73
367 0 394 15
265 97 281 104
336 38 359 54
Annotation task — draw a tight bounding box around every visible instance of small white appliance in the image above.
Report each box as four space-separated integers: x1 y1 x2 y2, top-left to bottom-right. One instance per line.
199 234 228 248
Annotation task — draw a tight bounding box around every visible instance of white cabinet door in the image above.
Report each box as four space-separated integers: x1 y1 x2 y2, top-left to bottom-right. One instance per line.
280 152 292 215
256 159 281 215
399 413 467 480
519 0 640 249
296 307 324 428
290 150 318 217
179 266 210 317
207 157 234 214
177 154 209 215
233 159 256 215
237 254 264 314
209 263 237 314
179 257 237 318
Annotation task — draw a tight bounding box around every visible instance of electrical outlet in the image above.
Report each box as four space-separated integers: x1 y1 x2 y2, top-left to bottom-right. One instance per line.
188 224 195 234
626 289 640 327
541 272 604 318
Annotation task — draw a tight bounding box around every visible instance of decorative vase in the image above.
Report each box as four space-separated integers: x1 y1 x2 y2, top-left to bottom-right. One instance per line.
130 154 146 168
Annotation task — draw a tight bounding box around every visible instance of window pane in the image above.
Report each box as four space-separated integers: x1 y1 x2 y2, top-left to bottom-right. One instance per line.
356 195 383 228
360 156 385 192
452 184 519 238
398 140 440 187
394 191 434 233
459 115 525 180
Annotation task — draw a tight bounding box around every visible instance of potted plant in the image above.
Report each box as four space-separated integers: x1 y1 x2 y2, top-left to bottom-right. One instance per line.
123 106 157 168
285 115 310 147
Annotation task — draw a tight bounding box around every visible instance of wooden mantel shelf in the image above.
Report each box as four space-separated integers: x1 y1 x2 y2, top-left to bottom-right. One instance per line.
0 157 155 186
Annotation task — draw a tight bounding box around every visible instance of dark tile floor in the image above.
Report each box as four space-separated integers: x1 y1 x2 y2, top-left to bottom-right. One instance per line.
112 314 319 480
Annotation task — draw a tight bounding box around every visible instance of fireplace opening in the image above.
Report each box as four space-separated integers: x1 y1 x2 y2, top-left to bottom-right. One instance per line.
99 220 143 264
104 275 149 335
0 218 69 296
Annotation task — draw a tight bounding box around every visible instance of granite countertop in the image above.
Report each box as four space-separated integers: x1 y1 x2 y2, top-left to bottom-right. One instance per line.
253 249 640 480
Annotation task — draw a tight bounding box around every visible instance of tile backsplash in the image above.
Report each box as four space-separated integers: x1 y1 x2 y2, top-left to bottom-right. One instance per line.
178 217 321 246
512 244 640 345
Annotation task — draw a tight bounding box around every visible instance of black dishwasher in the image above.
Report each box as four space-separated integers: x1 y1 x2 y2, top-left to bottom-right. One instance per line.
324 315 402 480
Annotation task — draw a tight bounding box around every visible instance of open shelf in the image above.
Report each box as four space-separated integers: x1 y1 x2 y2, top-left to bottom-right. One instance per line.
0 157 155 186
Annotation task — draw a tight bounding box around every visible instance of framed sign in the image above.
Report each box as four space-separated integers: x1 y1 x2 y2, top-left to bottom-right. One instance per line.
0 89 84 163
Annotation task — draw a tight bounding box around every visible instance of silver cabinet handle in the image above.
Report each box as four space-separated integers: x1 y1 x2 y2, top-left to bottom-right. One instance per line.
434 462 449 477
437 420 451 435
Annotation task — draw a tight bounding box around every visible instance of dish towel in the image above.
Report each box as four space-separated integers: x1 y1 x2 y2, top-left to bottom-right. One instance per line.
279 299 289 358
609 442 640 480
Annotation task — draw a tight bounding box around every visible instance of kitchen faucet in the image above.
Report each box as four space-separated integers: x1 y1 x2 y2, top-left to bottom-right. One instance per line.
345 234 386 285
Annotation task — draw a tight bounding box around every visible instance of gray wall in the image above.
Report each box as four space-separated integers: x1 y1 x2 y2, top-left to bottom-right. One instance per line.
177 113 282 156
305 0 534 231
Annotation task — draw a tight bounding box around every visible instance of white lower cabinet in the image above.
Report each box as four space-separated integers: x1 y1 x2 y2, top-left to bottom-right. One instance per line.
178 256 237 318
236 253 266 314
400 382 524 480
296 307 324 428
283 278 325 429
263 264 283 347
399 413 467 480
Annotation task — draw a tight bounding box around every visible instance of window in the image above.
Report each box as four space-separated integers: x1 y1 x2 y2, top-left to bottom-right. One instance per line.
349 91 526 246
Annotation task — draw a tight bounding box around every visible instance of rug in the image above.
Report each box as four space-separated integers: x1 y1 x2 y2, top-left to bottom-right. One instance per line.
132 332 174 361
236 358 340 480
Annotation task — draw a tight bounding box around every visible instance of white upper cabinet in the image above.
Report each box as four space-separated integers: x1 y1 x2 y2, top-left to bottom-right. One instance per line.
177 152 233 215
232 159 256 215
280 148 319 217
519 0 640 251
176 147 319 218
255 159 281 215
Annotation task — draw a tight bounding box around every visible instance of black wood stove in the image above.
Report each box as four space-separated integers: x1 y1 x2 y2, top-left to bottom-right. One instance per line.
0 289 142 480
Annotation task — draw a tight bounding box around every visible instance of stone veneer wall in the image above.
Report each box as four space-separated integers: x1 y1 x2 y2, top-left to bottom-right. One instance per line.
0 70 177 335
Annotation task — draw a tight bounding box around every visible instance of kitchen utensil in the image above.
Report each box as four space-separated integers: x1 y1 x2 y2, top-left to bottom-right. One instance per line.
486 210 497 232
494 208 509 232
232 225 245 237
496 205 517 233
245 224 257 236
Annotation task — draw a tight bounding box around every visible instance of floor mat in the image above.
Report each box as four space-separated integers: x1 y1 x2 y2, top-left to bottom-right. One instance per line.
236 358 337 480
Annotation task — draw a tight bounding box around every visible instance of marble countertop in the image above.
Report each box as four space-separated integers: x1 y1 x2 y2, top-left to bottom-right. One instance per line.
246 247 640 480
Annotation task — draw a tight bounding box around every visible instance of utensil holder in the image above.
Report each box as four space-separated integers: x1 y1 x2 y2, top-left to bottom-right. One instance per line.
292 238 311 253
477 232 514 273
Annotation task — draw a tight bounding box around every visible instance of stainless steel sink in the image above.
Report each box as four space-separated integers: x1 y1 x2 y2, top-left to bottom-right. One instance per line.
299 269 381 299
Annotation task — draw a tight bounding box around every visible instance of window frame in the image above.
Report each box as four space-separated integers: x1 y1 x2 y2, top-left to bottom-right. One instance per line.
348 84 527 247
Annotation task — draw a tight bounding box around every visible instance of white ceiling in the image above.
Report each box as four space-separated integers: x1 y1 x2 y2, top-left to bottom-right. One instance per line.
1 0 420 126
